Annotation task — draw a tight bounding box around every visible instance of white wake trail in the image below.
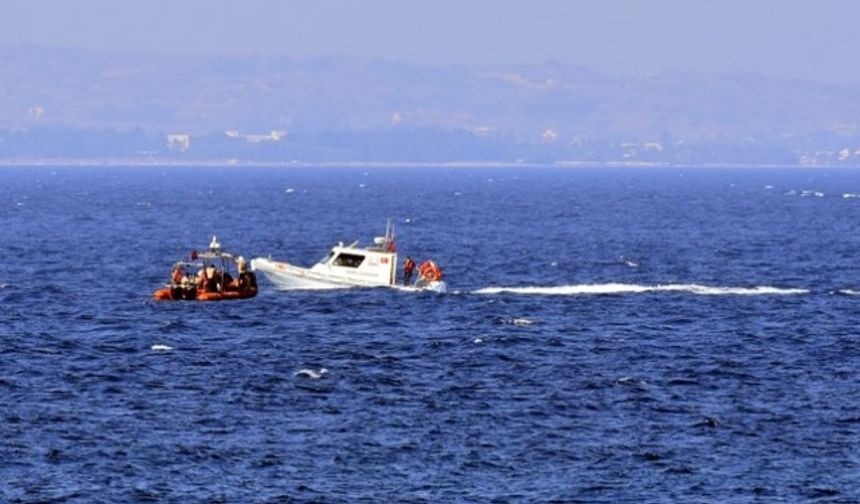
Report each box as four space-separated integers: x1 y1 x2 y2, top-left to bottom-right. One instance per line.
837 289 860 296
473 283 808 296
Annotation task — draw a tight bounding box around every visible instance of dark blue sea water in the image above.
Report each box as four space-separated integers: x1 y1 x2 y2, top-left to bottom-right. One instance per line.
2 166 860 502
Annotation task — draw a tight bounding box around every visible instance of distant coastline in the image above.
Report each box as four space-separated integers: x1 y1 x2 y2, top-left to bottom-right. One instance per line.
0 158 851 169
4 46 860 170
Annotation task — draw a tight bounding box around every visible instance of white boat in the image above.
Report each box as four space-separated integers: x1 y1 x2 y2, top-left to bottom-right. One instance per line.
251 223 446 293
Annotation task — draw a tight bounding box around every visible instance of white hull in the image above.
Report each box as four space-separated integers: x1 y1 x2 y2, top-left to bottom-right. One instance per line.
252 257 445 292
392 281 448 294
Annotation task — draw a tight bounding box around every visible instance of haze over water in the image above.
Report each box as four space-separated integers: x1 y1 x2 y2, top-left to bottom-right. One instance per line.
2 166 859 501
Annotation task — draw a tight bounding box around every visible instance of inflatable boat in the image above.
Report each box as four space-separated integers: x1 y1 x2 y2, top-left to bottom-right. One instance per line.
153 236 258 301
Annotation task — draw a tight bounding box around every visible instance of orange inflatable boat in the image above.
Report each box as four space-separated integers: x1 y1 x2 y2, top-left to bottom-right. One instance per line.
153 236 258 302
153 282 257 301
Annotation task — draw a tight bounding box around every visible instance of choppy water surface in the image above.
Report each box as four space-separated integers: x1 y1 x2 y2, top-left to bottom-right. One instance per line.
1 166 860 502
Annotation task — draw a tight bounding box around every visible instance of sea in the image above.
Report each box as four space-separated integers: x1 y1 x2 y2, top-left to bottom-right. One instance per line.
1 165 859 502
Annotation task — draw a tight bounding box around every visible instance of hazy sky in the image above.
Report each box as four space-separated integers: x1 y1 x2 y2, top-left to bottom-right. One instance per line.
3 0 857 83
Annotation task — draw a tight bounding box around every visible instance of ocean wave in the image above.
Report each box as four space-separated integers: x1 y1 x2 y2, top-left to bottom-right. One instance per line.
619 255 639 268
473 283 809 296
294 368 328 379
837 289 860 296
498 317 535 326
786 189 827 198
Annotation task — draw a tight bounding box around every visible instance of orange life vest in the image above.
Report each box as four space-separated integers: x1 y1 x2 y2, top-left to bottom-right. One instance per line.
418 260 442 282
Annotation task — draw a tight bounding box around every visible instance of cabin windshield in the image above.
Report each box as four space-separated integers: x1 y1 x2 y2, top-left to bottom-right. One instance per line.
319 251 335 264
332 253 365 268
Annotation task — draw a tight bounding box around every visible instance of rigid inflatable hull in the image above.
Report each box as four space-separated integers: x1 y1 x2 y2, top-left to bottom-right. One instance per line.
153 287 257 301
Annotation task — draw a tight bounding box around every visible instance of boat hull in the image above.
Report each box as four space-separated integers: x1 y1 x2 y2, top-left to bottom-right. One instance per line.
251 257 444 292
251 257 381 290
153 286 257 301
392 281 447 294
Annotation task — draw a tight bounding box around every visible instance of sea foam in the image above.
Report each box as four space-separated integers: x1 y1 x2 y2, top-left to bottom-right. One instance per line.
294 368 328 379
473 283 808 296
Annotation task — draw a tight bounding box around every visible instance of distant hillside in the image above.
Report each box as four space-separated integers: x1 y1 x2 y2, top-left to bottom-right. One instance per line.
1 45 860 165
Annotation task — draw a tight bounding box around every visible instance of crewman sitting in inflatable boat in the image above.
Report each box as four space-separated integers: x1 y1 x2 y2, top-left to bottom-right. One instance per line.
236 256 257 291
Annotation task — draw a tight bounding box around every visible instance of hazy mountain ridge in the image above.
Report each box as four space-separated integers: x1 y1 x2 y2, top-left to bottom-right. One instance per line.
1 45 859 164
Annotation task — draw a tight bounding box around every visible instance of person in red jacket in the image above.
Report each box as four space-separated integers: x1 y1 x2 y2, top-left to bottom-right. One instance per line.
403 256 416 285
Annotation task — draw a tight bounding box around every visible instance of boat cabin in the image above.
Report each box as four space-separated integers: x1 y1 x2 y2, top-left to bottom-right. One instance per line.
311 242 397 286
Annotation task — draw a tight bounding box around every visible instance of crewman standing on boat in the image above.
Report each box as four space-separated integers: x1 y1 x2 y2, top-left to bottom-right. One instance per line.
171 263 183 284
403 256 416 285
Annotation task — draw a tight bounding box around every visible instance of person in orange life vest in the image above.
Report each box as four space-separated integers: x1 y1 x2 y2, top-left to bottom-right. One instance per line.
171 263 183 284
403 256 416 285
